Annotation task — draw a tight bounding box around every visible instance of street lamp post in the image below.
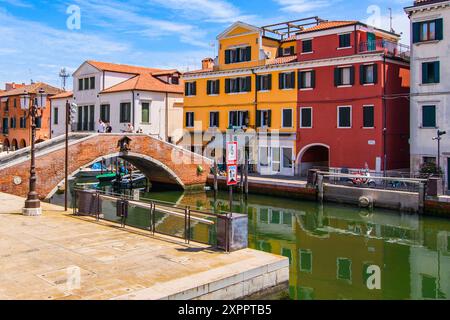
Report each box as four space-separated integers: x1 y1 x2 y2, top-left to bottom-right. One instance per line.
433 130 447 174
64 101 77 211
21 88 47 216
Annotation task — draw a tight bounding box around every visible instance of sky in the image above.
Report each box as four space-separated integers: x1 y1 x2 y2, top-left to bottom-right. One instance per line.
0 0 413 89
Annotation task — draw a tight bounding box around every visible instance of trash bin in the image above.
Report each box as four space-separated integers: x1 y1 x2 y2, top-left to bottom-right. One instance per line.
427 177 443 197
76 190 101 216
217 213 248 252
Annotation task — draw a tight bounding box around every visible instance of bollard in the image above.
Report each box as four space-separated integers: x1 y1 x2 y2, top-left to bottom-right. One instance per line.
418 182 425 214
318 174 324 203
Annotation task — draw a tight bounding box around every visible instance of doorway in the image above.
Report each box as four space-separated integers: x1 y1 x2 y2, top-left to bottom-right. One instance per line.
297 144 330 177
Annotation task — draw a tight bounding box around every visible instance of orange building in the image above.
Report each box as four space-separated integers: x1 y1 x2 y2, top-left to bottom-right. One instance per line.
0 82 62 151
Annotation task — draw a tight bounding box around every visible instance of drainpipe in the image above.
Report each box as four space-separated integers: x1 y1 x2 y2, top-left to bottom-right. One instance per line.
383 54 387 177
165 92 169 142
102 71 105 91
251 68 258 129
354 25 358 54
132 90 136 131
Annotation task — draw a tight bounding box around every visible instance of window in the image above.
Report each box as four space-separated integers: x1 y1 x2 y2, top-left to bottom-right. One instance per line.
2 118 8 134
209 112 219 128
363 105 374 128
171 76 179 85
299 249 312 273
256 74 272 91
337 258 352 281
283 148 293 169
281 248 292 265
141 102 150 123
282 109 293 128
339 33 351 48
423 157 436 165
302 40 312 53
279 72 296 89
100 104 110 123
299 70 315 89
422 61 440 84
225 77 251 93
84 78 89 91
13 99 17 108
259 147 269 167
413 19 443 43
5 99 9 111
10 117 16 129
278 46 295 57
36 116 42 129
185 82 197 96
119 102 131 123
256 110 271 128
422 105 436 128
360 64 378 84
89 77 95 90
185 112 194 128
20 116 26 129
338 106 352 128
334 66 354 86
207 80 220 95
78 79 83 91
300 107 312 128
229 111 249 128
225 46 251 64
53 107 58 125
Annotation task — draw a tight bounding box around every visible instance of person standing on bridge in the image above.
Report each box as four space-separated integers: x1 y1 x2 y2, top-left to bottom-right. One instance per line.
105 123 112 133
97 119 106 133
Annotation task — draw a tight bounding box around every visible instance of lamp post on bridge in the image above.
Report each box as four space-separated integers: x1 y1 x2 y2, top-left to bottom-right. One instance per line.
21 88 47 216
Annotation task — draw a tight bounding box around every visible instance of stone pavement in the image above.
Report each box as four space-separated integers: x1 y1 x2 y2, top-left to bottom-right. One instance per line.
0 193 288 300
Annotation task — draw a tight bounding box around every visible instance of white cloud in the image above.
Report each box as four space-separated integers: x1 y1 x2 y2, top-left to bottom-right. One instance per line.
148 0 256 23
274 0 332 13
0 0 32 7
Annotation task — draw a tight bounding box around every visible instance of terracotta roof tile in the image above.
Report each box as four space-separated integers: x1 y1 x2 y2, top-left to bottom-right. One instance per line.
0 82 62 98
183 68 214 76
100 73 183 94
49 91 73 100
299 21 358 34
87 60 164 75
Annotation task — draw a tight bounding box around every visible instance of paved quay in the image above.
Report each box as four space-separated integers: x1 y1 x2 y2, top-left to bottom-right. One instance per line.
0 193 288 300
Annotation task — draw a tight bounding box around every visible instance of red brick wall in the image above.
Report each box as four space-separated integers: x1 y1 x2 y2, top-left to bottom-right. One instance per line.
0 134 211 198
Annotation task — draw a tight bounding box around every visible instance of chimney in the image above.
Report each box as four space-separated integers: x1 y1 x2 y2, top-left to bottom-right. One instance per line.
202 58 214 70
5 82 26 91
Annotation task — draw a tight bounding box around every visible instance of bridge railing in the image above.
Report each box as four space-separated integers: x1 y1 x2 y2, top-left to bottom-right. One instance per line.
72 188 247 252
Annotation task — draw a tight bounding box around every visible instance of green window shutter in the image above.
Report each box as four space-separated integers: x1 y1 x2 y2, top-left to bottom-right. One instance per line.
206 80 211 95
360 65 365 84
225 79 230 93
246 76 252 92
225 50 231 64
422 63 429 84
246 46 252 61
185 83 189 95
298 71 303 89
350 66 355 85
268 110 272 127
334 68 340 86
268 74 272 90
435 18 443 40
278 47 283 57
311 70 316 88
256 110 261 127
291 72 296 88
279 73 284 89
216 80 220 94
412 22 421 43
256 75 261 91
434 61 440 83
193 82 197 95
290 46 295 55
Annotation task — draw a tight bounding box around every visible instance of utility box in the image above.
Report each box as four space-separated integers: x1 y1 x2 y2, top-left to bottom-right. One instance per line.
427 177 443 197
76 190 101 216
217 213 248 252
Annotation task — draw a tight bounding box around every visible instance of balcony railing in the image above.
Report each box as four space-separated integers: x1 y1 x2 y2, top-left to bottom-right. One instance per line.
359 40 410 59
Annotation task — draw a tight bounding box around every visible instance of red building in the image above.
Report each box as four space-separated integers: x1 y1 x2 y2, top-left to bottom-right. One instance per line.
295 21 410 175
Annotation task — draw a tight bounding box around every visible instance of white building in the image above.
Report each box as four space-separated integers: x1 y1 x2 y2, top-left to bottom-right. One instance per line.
50 60 184 143
405 0 450 193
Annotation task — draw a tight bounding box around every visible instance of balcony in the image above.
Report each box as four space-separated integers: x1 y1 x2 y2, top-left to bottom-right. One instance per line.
359 40 410 60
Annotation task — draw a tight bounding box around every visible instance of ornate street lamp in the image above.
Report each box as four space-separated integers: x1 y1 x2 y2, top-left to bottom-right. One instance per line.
21 88 47 216
433 130 447 175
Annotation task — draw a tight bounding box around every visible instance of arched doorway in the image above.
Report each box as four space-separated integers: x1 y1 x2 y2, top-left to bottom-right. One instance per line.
297 144 330 177
11 139 18 151
2 139 10 151
20 139 27 149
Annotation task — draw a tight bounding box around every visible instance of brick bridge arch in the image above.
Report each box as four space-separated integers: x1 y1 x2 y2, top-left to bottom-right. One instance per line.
0 134 212 199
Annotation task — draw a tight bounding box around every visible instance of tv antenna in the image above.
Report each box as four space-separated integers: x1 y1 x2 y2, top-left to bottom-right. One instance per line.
59 68 71 90
388 8 394 33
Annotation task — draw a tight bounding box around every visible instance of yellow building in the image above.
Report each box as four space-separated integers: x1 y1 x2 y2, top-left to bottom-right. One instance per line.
182 18 323 176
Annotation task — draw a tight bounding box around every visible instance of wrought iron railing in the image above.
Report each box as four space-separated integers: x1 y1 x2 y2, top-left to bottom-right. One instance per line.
359 40 410 59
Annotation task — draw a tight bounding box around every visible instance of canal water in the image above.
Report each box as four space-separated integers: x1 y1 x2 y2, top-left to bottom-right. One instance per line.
49 177 450 300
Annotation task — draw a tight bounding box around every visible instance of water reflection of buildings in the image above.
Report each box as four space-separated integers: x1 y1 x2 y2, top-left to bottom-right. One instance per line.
246 198 450 300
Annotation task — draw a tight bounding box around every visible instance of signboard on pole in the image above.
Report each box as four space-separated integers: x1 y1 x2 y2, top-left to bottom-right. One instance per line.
227 164 238 186
226 141 238 165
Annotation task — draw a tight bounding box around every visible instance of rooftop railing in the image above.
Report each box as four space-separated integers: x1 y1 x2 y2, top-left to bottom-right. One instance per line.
359 39 410 59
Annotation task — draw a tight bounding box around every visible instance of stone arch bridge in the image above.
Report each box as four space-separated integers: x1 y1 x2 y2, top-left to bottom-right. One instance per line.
0 133 212 199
